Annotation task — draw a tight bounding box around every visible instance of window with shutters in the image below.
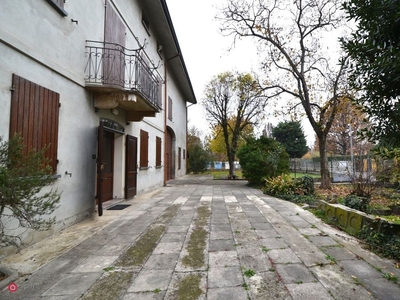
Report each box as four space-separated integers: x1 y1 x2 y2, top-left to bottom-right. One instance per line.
155 136 162 168
168 97 173 121
178 147 181 170
140 130 149 169
45 0 68 16
9 74 60 174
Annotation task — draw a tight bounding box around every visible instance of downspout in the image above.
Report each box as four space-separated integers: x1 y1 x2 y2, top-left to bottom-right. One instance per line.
186 102 195 173
163 62 168 186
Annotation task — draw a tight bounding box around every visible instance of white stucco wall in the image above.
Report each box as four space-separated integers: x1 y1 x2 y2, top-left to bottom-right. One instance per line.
166 69 189 178
0 0 191 254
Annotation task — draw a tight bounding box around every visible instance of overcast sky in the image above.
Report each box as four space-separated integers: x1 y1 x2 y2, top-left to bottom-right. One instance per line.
165 0 316 147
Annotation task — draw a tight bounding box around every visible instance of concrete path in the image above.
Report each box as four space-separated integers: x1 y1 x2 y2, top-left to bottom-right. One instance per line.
1 174 400 299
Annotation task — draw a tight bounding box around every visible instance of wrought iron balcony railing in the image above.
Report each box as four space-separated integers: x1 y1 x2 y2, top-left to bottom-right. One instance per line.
84 41 162 109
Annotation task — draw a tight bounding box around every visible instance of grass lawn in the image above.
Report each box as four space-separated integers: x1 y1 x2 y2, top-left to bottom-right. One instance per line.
290 172 321 179
206 170 243 179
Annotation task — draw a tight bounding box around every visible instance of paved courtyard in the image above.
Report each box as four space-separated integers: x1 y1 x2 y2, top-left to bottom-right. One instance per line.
1 175 400 299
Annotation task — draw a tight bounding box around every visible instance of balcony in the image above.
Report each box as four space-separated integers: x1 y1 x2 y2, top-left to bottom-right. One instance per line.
84 41 163 121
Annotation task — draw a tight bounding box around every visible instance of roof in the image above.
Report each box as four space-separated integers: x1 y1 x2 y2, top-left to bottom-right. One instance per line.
139 0 197 104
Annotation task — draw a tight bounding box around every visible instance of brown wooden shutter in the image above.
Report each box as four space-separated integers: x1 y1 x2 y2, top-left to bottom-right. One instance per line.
156 136 162 167
104 0 126 87
140 130 149 168
178 147 181 170
168 97 173 121
10 74 60 174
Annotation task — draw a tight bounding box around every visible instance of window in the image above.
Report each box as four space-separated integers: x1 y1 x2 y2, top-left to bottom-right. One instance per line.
9 74 60 174
140 130 149 168
141 11 150 35
178 147 181 170
168 97 173 121
45 0 68 16
155 136 162 168
183 149 186 160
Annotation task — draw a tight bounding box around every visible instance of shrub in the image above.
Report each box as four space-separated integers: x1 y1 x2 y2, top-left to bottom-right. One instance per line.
294 175 315 195
187 143 209 174
358 219 400 260
0 134 61 249
264 174 295 195
264 175 315 197
237 136 289 186
343 194 369 212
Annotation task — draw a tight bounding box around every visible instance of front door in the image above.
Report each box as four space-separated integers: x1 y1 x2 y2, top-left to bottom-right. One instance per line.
102 130 114 201
125 135 137 198
97 125 114 215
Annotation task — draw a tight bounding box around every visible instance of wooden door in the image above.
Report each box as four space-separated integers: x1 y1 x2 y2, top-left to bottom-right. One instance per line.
102 130 114 201
165 128 174 180
96 123 104 216
97 126 114 216
125 135 137 199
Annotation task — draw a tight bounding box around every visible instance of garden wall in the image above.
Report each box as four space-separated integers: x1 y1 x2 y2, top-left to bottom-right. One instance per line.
318 200 400 236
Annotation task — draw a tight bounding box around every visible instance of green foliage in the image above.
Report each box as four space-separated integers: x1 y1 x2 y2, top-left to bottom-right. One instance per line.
187 143 209 174
296 176 315 195
342 0 400 145
237 136 289 186
272 121 308 159
264 174 295 195
264 175 315 197
209 119 254 161
343 195 369 212
243 269 256 277
373 146 400 185
358 219 400 261
0 134 61 249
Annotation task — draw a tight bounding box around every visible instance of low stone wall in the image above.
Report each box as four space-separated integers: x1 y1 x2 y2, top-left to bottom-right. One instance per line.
318 200 400 236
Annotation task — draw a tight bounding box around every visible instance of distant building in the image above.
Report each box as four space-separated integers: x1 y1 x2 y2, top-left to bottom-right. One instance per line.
262 123 273 138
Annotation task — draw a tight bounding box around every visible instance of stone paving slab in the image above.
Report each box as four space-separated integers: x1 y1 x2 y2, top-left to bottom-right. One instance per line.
207 287 248 300
207 266 243 288
285 282 333 300
42 272 101 297
1 176 400 299
310 264 374 300
275 263 316 284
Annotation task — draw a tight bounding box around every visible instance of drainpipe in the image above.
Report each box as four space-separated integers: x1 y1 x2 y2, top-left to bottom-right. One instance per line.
186 102 195 173
163 61 168 186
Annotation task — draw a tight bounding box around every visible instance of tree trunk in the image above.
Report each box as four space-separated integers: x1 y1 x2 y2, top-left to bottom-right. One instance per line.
228 153 235 179
318 135 331 189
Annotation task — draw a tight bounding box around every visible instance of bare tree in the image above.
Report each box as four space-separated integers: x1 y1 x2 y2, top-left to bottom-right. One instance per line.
203 72 267 179
219 0 348 188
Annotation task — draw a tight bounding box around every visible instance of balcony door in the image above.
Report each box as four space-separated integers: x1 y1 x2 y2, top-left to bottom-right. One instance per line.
104 0 126 87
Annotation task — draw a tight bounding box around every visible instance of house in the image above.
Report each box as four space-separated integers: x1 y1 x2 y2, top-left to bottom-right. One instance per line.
0 0 196 254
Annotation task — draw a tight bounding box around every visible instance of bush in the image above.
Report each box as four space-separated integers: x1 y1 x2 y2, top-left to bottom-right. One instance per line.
187 143 209 174
264 174 295 195
264 175 315 197
0 134 61 249
358 220 400 260
294 176 315 195
237 136 289 186
343 194 369 212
